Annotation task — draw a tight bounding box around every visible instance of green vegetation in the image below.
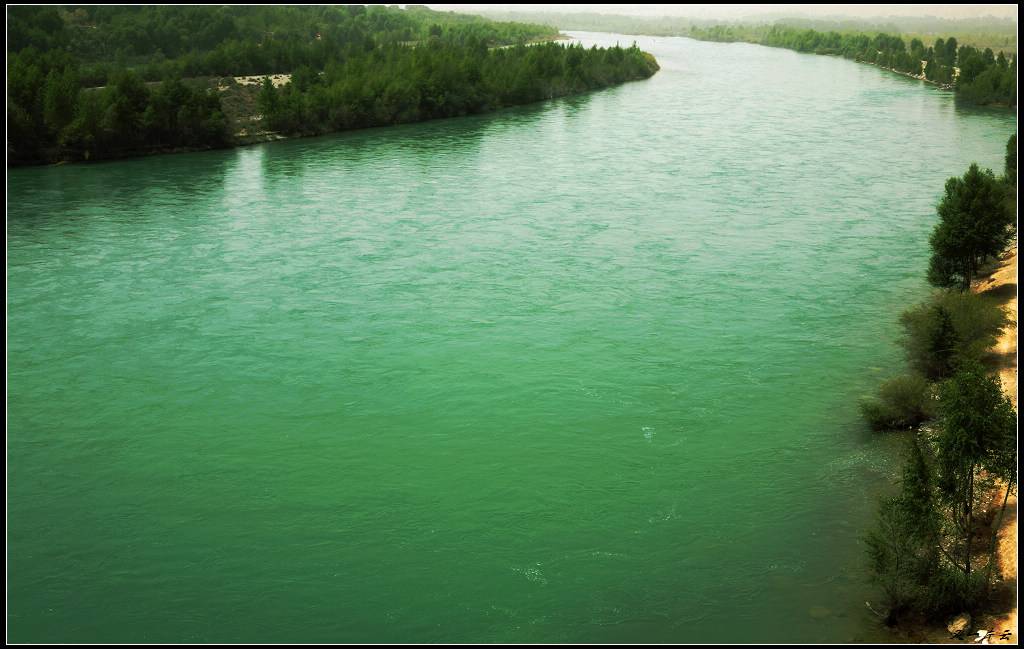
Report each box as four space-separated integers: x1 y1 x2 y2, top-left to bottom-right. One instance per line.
927 164 1016 290
862 439 942 619
897 291 1010 380
858 373 936 431
934 361 1017 572
475 8 1017 106
6 5 658 165
475 8 1017 52
859 287 1008 434
864 365 1016 622
860 134 1017 627
255 39 658 135
1005 133 1017 186
7 5 561 78
684 23 1017 107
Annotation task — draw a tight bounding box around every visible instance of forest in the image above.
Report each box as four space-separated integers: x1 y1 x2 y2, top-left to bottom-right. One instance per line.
5 5 658 165
255 39 658 135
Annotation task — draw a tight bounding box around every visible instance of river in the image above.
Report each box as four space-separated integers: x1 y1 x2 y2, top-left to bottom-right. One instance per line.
6 31 1016 643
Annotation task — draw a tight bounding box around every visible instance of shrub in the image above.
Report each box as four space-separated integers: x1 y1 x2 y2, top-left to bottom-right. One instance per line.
859 373 937 430
898 291 1009 379
920 566 986 619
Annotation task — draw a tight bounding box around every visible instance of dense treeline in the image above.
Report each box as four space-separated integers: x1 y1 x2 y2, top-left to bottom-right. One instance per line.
7 47 229 163
474 8 1017 49
859 135 1017 628
6 5 658 165
256 39 659 135
471 8 1017 106
688 24 1017 107
7 5 559 81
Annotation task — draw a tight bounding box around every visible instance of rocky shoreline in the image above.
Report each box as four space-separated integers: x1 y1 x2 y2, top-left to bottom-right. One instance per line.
871 63 957 91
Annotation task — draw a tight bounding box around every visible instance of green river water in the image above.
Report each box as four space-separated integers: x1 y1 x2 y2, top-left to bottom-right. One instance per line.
6 32 1017 643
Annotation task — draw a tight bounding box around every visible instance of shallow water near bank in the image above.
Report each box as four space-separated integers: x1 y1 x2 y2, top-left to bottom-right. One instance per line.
6 32 1016 643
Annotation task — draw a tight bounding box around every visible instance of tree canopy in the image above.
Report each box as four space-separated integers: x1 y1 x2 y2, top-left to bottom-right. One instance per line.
256 40 659 135
926 163 1015 290
6 5 658 165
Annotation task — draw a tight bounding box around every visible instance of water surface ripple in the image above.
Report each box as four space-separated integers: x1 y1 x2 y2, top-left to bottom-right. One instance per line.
7 32 1016 644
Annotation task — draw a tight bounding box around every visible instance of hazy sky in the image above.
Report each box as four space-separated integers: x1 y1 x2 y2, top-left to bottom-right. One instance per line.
424 4 1019 21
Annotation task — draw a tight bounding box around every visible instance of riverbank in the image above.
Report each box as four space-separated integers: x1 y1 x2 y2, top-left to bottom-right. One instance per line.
912 242 1018 645
866 61 956 92
970 242 1018 645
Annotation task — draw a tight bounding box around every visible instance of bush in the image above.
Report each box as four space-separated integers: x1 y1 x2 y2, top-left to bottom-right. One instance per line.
920 566 986 619
859 373 937 430
899 291 1009 379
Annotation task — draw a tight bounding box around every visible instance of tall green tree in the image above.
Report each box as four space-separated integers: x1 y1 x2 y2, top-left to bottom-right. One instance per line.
42 64 80 147
105 68 150 148
257 76 281 129
934 361 1017 582
1005 133 1017 184
927 164 1015 290
863 438 940 621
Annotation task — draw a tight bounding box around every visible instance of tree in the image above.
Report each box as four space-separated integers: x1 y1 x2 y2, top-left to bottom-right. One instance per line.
257 76 281 129
42 65 81 148
898 290 1008 379
866 362 1016 621
1005 133 1016 184
927 164 1015 290
863 438 941 621
933 361 1017 586
957 49 989 88
944 37 958 65
105 69 150 147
